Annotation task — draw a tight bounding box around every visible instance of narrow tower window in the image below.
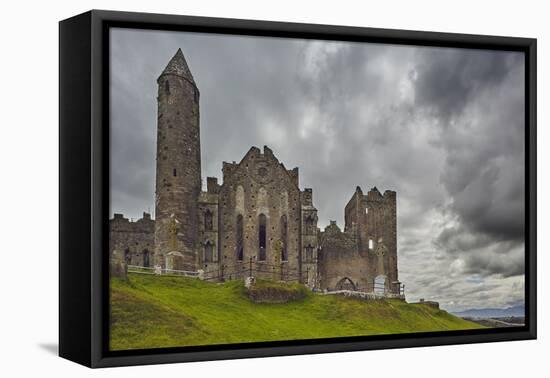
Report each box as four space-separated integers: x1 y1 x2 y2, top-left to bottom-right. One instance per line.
204 210 213 231
280 215 288 261
173 168 177 177
259 214 267 261
236 214 244 261
165 80 170 94
305 244 314 262
305 215 315 234
369 239 374 250
204 241 213 263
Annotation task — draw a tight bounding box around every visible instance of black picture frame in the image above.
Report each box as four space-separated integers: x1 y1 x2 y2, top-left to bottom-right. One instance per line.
59 9 537 368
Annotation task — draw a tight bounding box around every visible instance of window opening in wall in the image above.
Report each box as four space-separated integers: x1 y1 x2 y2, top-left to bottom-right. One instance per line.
259 214 267 261
236 214 244 261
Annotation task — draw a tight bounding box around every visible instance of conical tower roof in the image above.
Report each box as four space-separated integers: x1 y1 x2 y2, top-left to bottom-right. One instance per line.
158 48 196 86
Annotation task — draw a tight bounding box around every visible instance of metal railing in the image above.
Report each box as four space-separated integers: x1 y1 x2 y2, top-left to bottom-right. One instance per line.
331 280 405 298
201 259 309 283
126 262 405 298
127 265 199 277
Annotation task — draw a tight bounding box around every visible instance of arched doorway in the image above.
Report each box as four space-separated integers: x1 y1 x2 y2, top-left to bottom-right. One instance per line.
335 277 356 291
142 249 150 267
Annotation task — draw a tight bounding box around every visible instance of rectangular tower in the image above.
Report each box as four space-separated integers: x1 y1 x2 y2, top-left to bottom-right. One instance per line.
344 186 398 293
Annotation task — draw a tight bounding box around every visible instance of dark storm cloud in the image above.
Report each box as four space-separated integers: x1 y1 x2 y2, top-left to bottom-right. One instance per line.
412 47 525 280
110 29 525 311
414 49 521 123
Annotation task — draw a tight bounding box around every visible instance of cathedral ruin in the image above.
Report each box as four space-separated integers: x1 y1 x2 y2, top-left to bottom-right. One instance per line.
110 49 402 294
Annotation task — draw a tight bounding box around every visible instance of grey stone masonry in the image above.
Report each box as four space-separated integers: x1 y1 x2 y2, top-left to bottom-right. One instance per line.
154 48 202 271
109 48 401 295
109 213 154 267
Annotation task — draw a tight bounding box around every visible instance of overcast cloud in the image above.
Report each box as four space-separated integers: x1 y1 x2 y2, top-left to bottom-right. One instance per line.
110 28 525 312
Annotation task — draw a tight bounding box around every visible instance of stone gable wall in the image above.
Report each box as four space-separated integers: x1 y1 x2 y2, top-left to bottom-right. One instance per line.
218 146 302 281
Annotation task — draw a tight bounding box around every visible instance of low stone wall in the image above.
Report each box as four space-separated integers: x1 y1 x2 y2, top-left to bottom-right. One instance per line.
321 290 405 301
411 300 439 309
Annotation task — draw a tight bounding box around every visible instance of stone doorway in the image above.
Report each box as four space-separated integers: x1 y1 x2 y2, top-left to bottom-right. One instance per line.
335 277 356 291
143 249 150 267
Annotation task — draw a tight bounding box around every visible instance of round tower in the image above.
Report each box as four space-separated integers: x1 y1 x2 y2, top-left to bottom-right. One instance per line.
154 48 201 271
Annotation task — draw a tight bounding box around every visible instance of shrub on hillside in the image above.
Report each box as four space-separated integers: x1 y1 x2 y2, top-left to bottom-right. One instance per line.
246 279 309 303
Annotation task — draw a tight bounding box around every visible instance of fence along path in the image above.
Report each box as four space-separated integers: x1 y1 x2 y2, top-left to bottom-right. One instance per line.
202 259 309 283
126 262 404 297
126 260 307 282
127 265 199 277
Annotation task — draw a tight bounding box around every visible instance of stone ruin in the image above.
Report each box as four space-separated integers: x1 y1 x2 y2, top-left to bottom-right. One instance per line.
109 48 402 296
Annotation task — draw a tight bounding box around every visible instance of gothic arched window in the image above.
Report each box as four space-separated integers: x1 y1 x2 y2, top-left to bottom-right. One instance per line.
236 214 244 261
204 210 213 231
305 215 315 235
280 215 288 261
258 214 267 261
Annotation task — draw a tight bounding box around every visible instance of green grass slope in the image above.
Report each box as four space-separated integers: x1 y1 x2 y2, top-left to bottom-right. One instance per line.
110 273 484 351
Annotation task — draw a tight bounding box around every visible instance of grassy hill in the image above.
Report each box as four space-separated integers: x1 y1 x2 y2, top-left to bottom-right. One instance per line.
110 273 484 351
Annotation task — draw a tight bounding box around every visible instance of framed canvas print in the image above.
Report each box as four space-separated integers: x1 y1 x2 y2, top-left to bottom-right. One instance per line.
59 10 537 368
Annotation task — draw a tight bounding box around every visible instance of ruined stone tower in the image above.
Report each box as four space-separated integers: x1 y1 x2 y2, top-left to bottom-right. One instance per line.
110 47 402 295
343 186 398 291
154 49 201 271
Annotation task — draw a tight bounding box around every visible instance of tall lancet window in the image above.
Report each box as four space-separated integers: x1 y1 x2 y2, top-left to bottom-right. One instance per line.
305 215 315 235
164 80 170 95
204 241 213 263
236 214 244 261
258 214 267 261
204 210 213 231
280 215 288 261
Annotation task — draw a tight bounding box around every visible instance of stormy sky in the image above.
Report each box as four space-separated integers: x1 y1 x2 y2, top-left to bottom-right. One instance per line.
110 28 525 312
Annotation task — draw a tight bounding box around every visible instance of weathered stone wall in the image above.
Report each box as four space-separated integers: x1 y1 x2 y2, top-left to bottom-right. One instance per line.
109 49 401 293
340 186 399 293
154 49 202 271
109 213 155 267
317 221 367 291
218 146 303 281
198 177 220 275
